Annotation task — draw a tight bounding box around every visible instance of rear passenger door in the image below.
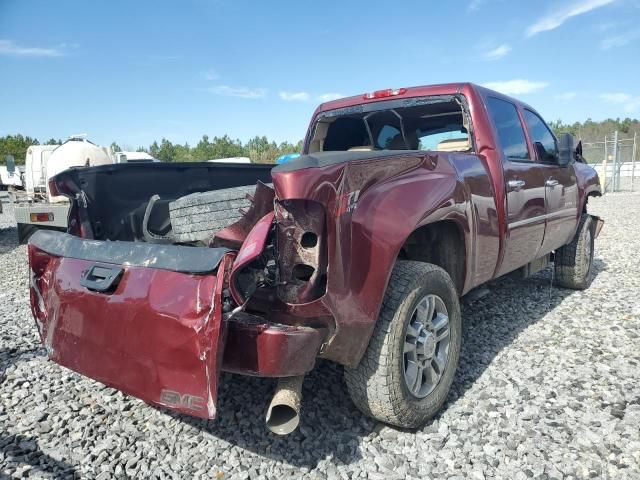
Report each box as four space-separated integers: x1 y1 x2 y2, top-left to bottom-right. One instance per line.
486 97 547 276
522 110 579 254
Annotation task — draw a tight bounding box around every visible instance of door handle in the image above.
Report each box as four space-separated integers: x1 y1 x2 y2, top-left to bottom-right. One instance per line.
508 179 526 191
545 179 559 187
80 265 124 292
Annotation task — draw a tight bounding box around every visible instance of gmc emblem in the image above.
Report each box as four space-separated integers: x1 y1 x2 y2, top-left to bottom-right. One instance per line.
159 389 205 411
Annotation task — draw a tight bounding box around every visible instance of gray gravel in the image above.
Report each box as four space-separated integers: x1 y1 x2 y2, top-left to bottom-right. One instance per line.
1 192 639 479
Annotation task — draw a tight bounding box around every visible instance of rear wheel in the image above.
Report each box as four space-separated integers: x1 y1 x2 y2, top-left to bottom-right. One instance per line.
554 214 594 290
345 261 461 428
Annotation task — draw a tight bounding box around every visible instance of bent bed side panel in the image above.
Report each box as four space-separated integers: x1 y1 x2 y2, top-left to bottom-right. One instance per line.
28 234 230 419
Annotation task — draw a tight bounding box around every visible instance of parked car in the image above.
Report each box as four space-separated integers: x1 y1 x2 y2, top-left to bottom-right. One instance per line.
28 82 603 435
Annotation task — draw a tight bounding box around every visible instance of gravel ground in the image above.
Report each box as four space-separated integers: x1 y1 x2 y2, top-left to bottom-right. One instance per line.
1 192 639 479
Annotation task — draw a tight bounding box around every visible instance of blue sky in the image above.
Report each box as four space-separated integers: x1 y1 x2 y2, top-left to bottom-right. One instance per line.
1 0 639 149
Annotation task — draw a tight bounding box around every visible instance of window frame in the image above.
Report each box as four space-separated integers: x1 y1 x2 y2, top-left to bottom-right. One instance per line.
486 96 532 163
306 94 477 154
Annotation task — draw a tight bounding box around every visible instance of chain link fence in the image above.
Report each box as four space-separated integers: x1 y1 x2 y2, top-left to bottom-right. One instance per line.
582 132 638 193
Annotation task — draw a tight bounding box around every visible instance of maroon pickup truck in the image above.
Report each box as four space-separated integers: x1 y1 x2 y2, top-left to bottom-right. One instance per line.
28 83 603 435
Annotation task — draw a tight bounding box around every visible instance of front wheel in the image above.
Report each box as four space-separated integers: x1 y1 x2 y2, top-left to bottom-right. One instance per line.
345 261 461 428
554 214 595 290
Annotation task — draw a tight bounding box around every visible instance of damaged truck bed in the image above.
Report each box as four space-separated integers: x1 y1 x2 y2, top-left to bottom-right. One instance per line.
28 83 603 435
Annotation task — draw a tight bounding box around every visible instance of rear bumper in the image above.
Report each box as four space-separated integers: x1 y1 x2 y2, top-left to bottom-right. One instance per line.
222 312 325 377
14 203 70 228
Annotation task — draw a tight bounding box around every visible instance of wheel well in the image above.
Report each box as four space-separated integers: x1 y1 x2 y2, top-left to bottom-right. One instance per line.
398 221 466 294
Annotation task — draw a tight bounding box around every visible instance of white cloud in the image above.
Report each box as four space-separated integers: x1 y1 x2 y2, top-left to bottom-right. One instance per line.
600 29 640 49
205 85 267 99
318 93 344 102
599 92 640 112
0 39 64 57
483 44 511 60
599 92 632 103
203 69 220 80
279 91 310 101
468 0 486 11
483 79 549 95
555 91 578 101
526 0 617 37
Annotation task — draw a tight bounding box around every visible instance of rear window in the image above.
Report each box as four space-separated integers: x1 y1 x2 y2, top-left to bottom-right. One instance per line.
309 96 472 153
486 97 530 161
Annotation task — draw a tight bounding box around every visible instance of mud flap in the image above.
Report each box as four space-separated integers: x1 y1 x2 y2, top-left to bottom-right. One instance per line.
28 231 232 419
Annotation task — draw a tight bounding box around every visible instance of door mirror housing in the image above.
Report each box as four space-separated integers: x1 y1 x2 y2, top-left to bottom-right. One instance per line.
5 155 15 175
557 133 575 166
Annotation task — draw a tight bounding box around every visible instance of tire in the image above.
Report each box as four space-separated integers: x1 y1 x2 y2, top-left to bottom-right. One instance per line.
345 261 461 428
168 185 257 244
554 214 595 290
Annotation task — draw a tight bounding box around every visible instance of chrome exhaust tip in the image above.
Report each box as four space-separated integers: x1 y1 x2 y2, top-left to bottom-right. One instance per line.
265 375 304 435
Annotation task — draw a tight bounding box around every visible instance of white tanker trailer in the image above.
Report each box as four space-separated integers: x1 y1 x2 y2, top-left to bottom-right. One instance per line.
11 136 113 242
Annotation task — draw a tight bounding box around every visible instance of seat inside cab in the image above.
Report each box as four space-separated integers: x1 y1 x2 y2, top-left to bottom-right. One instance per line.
308 97 472 154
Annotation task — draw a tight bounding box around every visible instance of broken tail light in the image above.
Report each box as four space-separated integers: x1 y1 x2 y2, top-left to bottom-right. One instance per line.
274 200 327 304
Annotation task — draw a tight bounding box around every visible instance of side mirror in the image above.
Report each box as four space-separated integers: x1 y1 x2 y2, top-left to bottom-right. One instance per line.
557 133 574 166
5 155 15 174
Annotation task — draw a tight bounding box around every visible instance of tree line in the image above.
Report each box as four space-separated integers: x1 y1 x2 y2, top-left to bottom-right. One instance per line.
2 117 639 166
548 117 640 144
0 134 303 166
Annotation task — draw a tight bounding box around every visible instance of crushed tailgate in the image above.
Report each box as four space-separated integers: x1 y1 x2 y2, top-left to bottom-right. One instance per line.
28 230 231 419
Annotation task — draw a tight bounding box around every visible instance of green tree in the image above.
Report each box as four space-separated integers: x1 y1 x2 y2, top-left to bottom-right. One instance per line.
0 134 40 165
156 138 176 162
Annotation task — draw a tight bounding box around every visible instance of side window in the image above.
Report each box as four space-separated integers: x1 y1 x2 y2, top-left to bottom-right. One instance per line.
523 110 558 163
486 97 530 161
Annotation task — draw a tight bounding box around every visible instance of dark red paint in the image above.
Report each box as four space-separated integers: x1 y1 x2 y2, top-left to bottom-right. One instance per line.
28 82 602 420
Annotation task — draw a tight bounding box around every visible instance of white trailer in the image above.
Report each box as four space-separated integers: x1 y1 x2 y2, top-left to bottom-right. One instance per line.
113 151 159 163
11 137 113 242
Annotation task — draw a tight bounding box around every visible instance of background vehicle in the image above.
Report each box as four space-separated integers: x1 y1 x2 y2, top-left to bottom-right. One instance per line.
0 163 24 190
28 83 602 435
13 136 112 242
112 151 159 163
207 157 251 163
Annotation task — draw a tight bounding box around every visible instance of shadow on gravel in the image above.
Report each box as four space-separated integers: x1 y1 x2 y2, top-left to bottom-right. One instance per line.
0 347 44 384
452 258 605 402
0 226 20 254
0 433 79 479
165 260 606 469
166 360 375 469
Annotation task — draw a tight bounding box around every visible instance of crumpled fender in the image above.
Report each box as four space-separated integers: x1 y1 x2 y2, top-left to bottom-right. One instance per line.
228 212 275 305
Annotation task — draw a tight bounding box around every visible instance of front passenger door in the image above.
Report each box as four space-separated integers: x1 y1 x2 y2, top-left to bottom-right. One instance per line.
522 110 579 255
